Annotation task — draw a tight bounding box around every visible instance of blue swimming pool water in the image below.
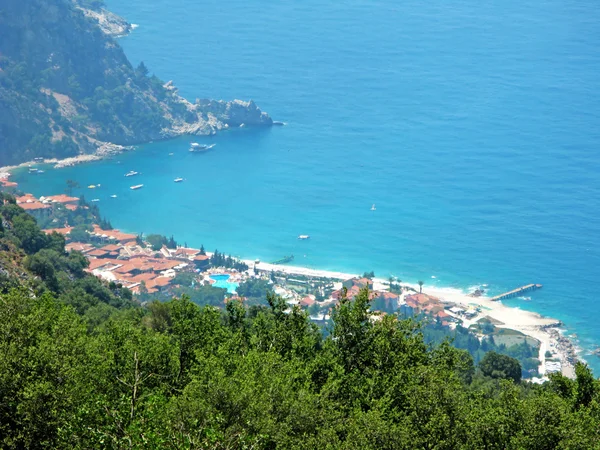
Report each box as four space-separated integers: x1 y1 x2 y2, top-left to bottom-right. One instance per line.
210 274 239 294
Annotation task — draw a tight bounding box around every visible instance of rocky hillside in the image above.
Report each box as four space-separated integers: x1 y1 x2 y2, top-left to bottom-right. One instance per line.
0 0 272 166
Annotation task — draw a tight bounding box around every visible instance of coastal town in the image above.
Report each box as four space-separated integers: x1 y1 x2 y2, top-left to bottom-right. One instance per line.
0 175 580 380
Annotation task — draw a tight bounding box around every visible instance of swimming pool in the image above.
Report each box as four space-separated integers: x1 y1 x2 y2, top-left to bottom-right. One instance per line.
209 274 239 294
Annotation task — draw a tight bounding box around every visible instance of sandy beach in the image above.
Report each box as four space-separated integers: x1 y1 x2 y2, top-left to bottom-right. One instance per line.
0 143 133 180
247 260 576 378
0 174 577 379
417 283 575 378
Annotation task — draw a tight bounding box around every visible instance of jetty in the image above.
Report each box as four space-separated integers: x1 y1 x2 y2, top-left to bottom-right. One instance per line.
271 255 294 265
490 284 543 301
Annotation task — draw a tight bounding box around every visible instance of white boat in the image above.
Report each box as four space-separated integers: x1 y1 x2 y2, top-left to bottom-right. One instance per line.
298 235 310 240
130 184 144 190
125 170 138 177
189 143 216 152
371 204 376 211
88 185 96 189
28 168 38 173
110 194 117 198
174 178 184 183
168 152 174 156
91 199 100 202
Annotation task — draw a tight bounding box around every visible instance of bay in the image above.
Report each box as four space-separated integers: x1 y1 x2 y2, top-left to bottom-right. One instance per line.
14 0 600 372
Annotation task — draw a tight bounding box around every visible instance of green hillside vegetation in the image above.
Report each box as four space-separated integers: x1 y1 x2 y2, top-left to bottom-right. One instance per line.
0 192 132 310
1 193 600 448
0 0 159 163
0 0 271 166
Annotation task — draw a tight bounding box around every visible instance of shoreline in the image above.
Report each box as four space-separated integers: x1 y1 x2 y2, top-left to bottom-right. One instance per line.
0 143 133 179
0 165 579 379
0 119 279 179
246 260 577 378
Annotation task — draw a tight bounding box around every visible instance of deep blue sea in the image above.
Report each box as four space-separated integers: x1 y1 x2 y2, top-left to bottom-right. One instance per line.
13 0 600 371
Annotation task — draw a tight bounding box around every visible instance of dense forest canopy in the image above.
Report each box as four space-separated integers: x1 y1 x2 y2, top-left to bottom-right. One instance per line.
0 193 599 448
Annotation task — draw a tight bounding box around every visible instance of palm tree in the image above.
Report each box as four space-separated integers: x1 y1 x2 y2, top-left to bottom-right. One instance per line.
418 280 424 293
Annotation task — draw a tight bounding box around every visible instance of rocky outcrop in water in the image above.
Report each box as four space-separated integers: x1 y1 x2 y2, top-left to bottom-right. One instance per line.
196 99 273 127
161 90 273 138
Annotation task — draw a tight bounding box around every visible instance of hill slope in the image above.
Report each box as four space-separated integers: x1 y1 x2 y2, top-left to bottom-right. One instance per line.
1 191 599 448
0 0 272 166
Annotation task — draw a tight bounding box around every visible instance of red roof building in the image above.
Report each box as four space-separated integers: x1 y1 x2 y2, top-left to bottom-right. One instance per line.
86 248 112 258
101 244 123 252
66 242 94 253
87 259 114 271
43 227 73 236
342 277 374 290
300 296 316 307
92 226 137 244
45 194 79 205
174 247 201 257
0 179 18 188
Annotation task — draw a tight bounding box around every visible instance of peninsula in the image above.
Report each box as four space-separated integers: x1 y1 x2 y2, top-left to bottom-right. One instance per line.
0 0 273 168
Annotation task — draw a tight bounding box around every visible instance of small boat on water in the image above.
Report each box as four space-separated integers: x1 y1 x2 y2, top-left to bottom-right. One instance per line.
130 184 144 190
174 178 184 183
298 235 310 240
125 170 138 177
110 194 117 198
91 199 100 202
88 185 96 189
371 204 376 211
28 168 38 173
189 143 216 153
168 153 174 156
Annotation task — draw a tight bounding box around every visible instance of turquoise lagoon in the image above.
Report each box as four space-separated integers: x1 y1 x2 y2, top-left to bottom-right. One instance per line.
13 0 600 372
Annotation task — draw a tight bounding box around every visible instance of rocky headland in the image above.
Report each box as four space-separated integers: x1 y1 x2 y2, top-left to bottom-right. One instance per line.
75 1 133 37
0 0 274 167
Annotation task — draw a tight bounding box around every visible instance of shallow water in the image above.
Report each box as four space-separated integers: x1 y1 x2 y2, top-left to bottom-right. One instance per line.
14 0 600 372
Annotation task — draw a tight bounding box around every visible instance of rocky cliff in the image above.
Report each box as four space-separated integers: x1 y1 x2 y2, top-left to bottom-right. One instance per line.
0 0 272 166
75 1 133 37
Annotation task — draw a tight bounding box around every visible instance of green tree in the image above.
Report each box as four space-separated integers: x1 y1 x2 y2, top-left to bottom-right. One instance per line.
12 215 49 254
479 351 522 383
146 234 167 251
418 280 424 293
136 61 149 77
574 362 597 409
236 278 270 302
69 224 91 242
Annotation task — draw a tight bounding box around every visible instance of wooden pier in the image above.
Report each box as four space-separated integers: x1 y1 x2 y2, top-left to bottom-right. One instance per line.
490 284 543 301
